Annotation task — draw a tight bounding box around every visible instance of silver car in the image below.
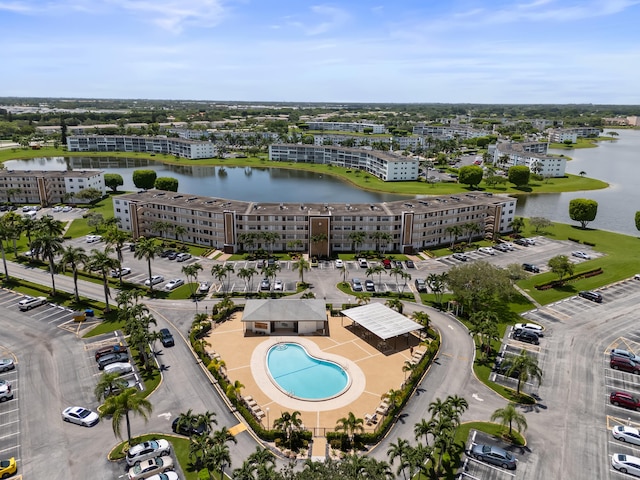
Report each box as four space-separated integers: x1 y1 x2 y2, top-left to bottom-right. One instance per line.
612 425 640 446
126 439 171 466
469 444 517 469
144 275 164 286
103 362 133 376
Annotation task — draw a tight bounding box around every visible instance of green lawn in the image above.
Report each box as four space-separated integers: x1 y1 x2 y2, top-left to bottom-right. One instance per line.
549 136 618 150
65 194 116 238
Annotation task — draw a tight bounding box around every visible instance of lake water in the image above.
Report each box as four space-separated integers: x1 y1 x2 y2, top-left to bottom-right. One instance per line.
515 128 640 236
5 130 638 235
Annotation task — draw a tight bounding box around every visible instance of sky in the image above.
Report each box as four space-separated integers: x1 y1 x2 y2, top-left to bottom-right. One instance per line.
1 0 640 104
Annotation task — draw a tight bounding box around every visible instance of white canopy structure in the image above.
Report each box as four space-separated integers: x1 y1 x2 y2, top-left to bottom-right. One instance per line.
341 303 422 340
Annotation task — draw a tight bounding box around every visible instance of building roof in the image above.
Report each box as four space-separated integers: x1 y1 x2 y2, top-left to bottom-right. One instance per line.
242 299 327 322
341 303 421 340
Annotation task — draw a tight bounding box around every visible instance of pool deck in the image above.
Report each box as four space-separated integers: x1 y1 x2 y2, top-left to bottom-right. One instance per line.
203 311 425 438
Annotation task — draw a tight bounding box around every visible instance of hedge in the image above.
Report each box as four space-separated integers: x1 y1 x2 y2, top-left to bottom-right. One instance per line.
535 267 603 290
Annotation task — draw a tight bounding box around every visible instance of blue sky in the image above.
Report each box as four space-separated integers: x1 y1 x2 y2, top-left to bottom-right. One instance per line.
2 0 640 103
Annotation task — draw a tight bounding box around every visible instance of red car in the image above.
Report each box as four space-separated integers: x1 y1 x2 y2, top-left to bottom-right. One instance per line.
382 259 392 269
610 391 640 411
611 356 640 375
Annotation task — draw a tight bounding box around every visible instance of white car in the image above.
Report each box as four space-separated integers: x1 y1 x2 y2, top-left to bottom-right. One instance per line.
110 267 132 278
164 279 184 291
274 280 283 291
335 259 344 268
514 322 544 337
175 252 192 262
126 439 171 466
62 206 73 212
146 472 179 480
62 406 99 427
52 206 63 212
86 234 102 243
635 274 640 280
612 425 640 446
572 251 591 260
198 281 210 294
144 275 164 286
18 295 47 311
502 242 515 251
103 362 133 376
127 457 174 480
478 247 496 255
612 453 640 476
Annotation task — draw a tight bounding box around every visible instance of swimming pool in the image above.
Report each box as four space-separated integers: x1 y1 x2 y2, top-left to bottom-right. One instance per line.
266 343 350 401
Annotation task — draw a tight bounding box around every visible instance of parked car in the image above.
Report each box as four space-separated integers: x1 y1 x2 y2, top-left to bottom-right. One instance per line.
611 356 640 374
62 406 99 427
405 260 415 268
126 439 171 466
160 250 175 258
612 425 640 446
610 391 640 411
95 344 127 361
144 275 164 286
365 280 375 292
415 279 427 292
611 349 640 363
358 258 368 268
159 328 175 347
86 234 102 243
274 280 283 291
513 329 539 345
146 472 178 480
127 457 174 480
198 281 210 294
469 444 517 469
260 278 270 291
382 258 392 269
103 362 133 376
523 237 536 245
514 238 529 246
62 205 73 212
52 205 63 212
634 273 640 280
394 260 403 268
175 252 191 262
256 259 265 268
522 263 540 273
171 415 207 437
502 242 515 251
335 259 344 268
110 267 132 278
494 243 509 252
0 384 13 402
514 323 544 337
452 253 469 262
310 257 319 267
612 453 640 476
164 279 184 291
0 358 15 372
97 352 129 370
0 457 16 477
351 278 363 292
18 295 47 311
578 290 602 303
478 247 496 255
572 251 591 260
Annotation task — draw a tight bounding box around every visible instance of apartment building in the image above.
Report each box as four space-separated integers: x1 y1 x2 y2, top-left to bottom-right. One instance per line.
114 190 516 256
0 170 105 206
312 134 425 150
493 142 566 177
548 127 601 143
306 121 386 134
66 135 216 159
412 124 487 139
268 144 419 182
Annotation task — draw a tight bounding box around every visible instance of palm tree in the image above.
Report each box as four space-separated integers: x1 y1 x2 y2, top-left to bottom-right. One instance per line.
491 402 528 436
0 217 14 280
503 350 543 395
355 293 370 305
464 222 482 245
382 389 403 412
273 411 302 449
402 360 416 380
335 412 364 452
211 264 227 292
237 267 257 293
134 237 162 291
99 388 153 445
510 217 526 234
387 437 412 480
21 216 37 251
94 371 128 401
426 272 447 307
412 311 431 334
445 225 463 248
182 262 203 299
368 263 385 288
103 227 131 286
202 441 231 480
88 247 119 311
225 379 245 402
310 233 328 257
339 262 349 284
31 233 63 295
389 265 403 291
348 231 367 253
414 418 436 446
247 447 276 478
60 245 88 302
36 215 65 237
386 297 403 314
294 257 310 284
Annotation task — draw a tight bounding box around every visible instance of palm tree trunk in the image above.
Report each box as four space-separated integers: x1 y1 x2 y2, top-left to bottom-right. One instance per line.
103 277 110 310
0 245 9 280
147 259 154 291
48 256 57 295
73 269 79 302
125 411 132 444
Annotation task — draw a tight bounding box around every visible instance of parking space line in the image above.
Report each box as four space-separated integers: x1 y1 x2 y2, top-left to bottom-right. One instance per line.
0 430 19 441
466 458 517 477
0 445 20 455
0 408 19 416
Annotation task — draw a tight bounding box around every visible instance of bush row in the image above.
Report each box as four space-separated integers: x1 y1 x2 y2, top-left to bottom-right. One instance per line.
535 267 603 290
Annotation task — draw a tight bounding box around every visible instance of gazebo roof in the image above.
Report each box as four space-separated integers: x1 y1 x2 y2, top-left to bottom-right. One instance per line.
241 299 327 322
341 303 421 340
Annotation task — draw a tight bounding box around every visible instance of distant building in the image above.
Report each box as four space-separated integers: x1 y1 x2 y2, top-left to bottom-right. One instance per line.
268 144 419 181
412 124 487 139
66 135 216 159
114 190 516 255
306 121 386 134
0 170 105 206
548 127 601 143
493 142 566 177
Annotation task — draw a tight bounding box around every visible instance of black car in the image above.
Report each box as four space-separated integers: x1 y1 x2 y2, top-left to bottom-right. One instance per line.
415 279 427 292
172 415 208 437
578 290 602 303
405 260 415 268
513 330 539 345
160 328 175 347
522 263 540 273
514 238 529 246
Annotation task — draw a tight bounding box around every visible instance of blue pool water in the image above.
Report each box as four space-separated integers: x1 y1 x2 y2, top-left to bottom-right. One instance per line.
266 343 349 401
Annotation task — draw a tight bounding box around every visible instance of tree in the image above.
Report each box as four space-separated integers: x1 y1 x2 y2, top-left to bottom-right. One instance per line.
385 297 403 314
445 225 463 248
88 247 119 311
426 273 447 307
503 350 543 395
463 221 482 244
636 211 640 233
237 267 257 293
154 176 179 192
548 255 574 281
335 412 364 451
508 165 530 187
94 371 128 401
569 198 598 229
86 212 104 233
412 311 431 333
182 262 203 299
75 187 103 203
491 402 528 436
294 257 310 284
134 237 162 291
132 169 157 190
31 233 63 295
100 388 153 445
446 261 515 311
225 379 245 402
60 245 89 302
103 226 131 286
510 217 525 234
458 165 483 188
273 411 303 450
529 216 552 233
104 173 124 192
348 231 367 252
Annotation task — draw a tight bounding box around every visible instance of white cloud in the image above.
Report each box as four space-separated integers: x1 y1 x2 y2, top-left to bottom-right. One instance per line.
287 4 350 36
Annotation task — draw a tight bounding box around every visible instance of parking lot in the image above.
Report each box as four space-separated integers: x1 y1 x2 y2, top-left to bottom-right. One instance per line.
0 344 19 477
461 430 533 479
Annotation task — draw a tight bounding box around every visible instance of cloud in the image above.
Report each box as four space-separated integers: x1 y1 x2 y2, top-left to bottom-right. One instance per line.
288 4 350 36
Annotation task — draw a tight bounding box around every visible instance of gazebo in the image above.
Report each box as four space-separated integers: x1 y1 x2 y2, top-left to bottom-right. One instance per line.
341 303 422 351
241 299 328 335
